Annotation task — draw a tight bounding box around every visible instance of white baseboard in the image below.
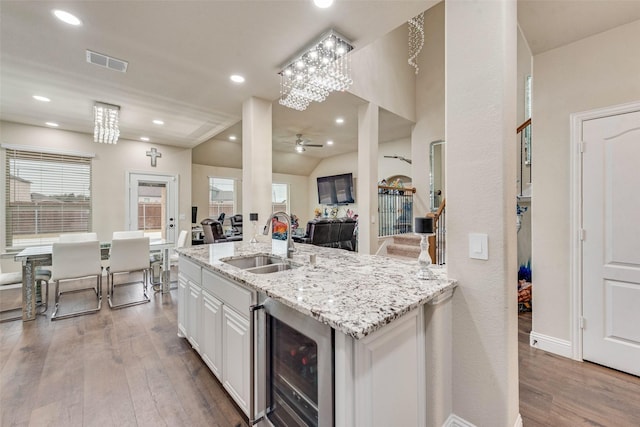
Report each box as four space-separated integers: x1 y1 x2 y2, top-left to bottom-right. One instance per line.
443 414 476 427
530 330 573 358
443 413 522 427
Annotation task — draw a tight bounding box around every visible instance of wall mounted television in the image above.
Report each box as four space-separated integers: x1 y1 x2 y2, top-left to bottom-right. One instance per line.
317 173 355 205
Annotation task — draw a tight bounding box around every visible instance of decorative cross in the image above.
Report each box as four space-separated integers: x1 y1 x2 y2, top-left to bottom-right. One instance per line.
146 147 162 167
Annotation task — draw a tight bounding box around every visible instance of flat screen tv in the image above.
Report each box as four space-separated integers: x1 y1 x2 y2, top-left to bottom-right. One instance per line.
317 173 355 205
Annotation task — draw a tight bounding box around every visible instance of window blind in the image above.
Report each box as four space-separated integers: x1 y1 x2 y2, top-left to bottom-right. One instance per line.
5 148 92 248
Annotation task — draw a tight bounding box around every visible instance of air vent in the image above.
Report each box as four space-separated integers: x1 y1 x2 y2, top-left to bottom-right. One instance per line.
86 50 128 73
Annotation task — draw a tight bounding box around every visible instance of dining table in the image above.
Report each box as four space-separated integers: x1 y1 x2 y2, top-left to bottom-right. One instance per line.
14 239 174 321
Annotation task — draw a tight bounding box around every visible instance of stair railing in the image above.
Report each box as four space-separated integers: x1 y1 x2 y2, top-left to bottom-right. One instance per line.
517 118 532 196
377 185 416 237
427 198 446 265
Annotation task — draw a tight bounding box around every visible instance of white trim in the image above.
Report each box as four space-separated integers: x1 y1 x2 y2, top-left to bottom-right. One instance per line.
530 331 573 359
442 413 522 427
1 143 95 158
443 414 476 427
569 100 640 362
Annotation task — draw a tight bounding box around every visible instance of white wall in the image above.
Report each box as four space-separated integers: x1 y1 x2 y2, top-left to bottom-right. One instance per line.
0 121 192 266
349 22 417 122
446 1 519 425
191 163 309 224
306 138 412 220
532 19 640 342
412 2 445 219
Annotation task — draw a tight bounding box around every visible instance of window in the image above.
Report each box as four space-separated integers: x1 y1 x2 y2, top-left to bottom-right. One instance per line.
5 147 92 248
209 177 235 219
272 183 289 213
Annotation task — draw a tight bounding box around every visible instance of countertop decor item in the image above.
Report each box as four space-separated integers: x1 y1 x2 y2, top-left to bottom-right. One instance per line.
414 217 435 280
250 212 258 243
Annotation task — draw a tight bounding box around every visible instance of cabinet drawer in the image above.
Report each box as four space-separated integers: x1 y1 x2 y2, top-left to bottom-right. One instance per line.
203 269 252 315
179 257 201 283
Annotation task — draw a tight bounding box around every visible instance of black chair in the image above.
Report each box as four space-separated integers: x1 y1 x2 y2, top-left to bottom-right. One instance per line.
338 218 357 251
201 219 228 243
217 212 226 224
229 214 243 235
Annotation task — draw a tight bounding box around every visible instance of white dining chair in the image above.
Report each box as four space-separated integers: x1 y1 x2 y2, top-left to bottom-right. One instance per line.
50 240 103 320
107 236 151 309
0 265 51 322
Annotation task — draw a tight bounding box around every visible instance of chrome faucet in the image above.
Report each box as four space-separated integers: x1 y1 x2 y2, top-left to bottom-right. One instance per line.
263 211 295 258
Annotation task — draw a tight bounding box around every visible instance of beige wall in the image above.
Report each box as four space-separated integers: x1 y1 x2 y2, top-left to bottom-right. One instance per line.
412 2 445 218
191 163 309 224
532 19 640 341
349 22 417 122
306 138 412 220
0 121 192 265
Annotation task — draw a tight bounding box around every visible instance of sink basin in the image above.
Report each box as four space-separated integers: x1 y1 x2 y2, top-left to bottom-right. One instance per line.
221 254 299 274
222 255 285 269
245 263 294 274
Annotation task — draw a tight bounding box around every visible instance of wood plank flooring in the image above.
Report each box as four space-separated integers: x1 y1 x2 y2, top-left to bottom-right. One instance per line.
3 282 640 426
0 281 248 427
519 312 640 426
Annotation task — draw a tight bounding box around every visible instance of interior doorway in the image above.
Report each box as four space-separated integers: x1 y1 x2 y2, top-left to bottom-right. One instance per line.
127 172 178 243
572 101 640 376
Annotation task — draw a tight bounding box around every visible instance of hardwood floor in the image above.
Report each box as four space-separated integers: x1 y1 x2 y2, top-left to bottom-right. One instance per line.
0 282 248 427
519 312 640 426
3 283 640 426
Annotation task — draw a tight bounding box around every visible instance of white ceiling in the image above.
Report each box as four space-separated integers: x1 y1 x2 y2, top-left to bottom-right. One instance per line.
2 0 639 172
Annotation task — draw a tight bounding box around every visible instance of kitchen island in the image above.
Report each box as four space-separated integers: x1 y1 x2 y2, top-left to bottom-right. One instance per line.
176 241 456 426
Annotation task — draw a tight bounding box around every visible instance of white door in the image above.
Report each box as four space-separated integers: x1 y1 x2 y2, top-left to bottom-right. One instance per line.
582 109 640 376
127 172 178 243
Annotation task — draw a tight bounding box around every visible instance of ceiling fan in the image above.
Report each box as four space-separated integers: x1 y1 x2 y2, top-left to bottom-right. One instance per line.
294 134 323 152
384 155 412 164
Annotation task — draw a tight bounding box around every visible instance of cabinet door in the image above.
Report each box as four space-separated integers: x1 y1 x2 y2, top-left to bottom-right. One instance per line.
202 290 223 379
187 281 202 353
222 305 250 415
177 274 188 337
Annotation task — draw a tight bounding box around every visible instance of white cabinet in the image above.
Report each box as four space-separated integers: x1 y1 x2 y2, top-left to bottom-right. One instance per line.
178 257 202 350
177 275 188 337
187 280 202 352
198 267 253 416
335 308 429 427
222 305 250 414
202 290 223 379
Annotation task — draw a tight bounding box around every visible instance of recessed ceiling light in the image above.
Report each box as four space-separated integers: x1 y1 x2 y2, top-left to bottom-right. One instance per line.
327 140 334 145
230 75 245 83
314 0 334 8
335 117 345 124
53 10 82 26
140 137 150 142
45 122 59 127
33 95 51 102
153 119 164 125
229 135 237 141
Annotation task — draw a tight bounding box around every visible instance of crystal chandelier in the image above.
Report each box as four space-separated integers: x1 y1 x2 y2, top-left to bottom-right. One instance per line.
408 12 425 75
93 102 120 144
279 30 354 111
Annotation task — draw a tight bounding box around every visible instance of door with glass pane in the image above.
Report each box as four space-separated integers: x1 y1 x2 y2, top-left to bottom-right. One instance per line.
127 173 178 242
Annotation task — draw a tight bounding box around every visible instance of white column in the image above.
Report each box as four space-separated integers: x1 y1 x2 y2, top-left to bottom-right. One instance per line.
242 97 272 241
446 0 519 425
357 102 379 255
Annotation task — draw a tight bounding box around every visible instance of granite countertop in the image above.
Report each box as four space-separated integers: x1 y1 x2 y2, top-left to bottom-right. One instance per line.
177 241 456 339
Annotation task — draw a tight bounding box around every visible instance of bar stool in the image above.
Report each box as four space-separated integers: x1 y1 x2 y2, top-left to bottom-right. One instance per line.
107 236 151 309
50 240 103 320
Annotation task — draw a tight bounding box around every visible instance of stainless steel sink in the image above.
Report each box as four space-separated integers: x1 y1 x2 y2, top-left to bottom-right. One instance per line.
222 255 285 269
244 263 294 274
221 254 299 274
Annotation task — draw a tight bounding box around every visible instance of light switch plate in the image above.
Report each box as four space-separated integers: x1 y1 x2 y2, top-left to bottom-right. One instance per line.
469 233 489 260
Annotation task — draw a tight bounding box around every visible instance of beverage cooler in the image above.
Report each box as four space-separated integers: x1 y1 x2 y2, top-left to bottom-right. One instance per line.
251 292 333 427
